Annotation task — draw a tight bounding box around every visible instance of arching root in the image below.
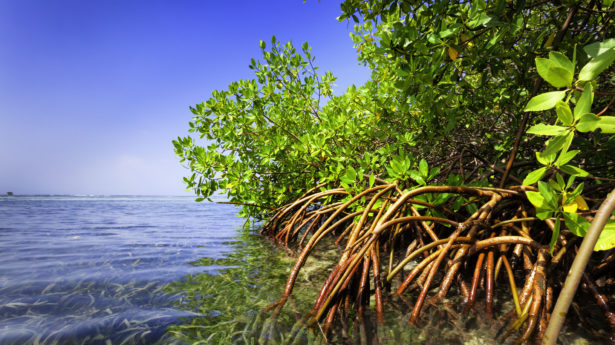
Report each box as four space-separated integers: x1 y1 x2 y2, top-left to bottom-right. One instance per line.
259 183 615 344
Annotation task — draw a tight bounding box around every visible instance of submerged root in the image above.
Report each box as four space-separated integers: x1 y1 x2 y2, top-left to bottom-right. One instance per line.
259 182 615 344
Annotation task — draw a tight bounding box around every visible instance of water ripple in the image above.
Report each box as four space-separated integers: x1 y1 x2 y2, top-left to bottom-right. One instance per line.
0 196 242 344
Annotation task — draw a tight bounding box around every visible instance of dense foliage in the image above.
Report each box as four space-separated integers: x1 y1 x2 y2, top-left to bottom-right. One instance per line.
175 0 614 219
174 0 615 343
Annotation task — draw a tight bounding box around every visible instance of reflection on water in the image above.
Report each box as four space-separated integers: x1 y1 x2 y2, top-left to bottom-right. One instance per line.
0 196 244 345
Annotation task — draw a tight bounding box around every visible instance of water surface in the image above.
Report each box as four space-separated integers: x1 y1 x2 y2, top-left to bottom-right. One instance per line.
0 195 244 345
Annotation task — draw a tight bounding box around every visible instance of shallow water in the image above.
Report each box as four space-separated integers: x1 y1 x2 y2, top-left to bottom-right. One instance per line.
0 195 600 345
0 195 245 345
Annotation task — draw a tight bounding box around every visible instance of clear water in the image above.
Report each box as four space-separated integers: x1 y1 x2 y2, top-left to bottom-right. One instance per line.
1 196 596 345
0 195 245 345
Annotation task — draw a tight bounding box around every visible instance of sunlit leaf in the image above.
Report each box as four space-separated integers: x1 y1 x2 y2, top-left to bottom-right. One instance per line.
563 212 589 237
536 151 556 165
419 159 429 178
584 39 615 58
526 124 567 136
427 33 441 44
576 113 600 132
549 51 575 75
574 84 593 120
595 222 615 251
538 181 557 209
536 58 572 88
408 170 426 185
578 48 615 81
559 164 590 177
542 131 573 156
597 116 615 133
562 201 577 213
555 101 573 126
555 150 579 166
524 91 567 111
575 195 589 210
468 13 493 28
523 167 547 185
526 191 545 208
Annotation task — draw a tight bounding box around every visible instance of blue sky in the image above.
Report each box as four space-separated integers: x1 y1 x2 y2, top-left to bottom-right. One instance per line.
0 0 370 195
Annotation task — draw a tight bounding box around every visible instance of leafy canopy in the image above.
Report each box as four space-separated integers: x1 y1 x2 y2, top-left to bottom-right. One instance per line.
174 0 615 244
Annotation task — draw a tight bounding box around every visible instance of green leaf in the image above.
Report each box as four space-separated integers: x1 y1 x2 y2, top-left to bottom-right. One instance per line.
538 181 557 209
556 150 579 166
347 166 357 181
428 167 440 181
555 173 566 190
468 13 493 28
523 167 547 185
542 131 573 156
536 209 553 221
419 159 429 178
526 191 545 208
595 221 615 251
439 26 459 38
259 40 266 49
549 51 575 75
408 170 426 185
340 175 354 185
548 179 562 192
427 33 441 44
578 48 615 81
555 101 573 126
536 58 573 88
369 173 375 188
559 164 590 177
560 129 574 155
524 91 567 111
550 217 561 255
583 39 615 58
576 113 599 132
536 151 556 165
574 84 593 120
526 124 568 136
597 116 615 133
569 182 584 199
340 182 352 195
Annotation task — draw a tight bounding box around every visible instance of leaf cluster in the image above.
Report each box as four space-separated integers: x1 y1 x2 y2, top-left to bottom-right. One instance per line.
522 40 615 252
175 0 615 235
